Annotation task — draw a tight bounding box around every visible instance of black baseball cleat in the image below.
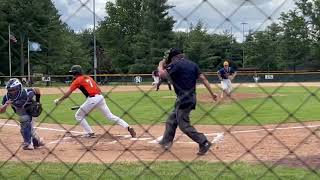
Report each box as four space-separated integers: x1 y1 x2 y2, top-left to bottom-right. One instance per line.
34 141 45 149
128 127 136 138
197 141 212 155
159 141 173 150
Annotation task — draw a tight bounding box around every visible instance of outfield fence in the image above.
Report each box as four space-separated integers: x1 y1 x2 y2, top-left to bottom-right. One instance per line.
2 72 320 87
1 0 320 179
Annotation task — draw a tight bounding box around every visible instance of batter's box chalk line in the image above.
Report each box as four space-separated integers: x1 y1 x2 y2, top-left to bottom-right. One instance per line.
148 133 225 145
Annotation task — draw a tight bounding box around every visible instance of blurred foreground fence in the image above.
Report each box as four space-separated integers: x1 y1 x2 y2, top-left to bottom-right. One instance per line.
1 0 320 179
0 72 320 179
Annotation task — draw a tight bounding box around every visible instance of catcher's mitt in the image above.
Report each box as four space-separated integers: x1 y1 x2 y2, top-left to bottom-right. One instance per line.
25 101 43 117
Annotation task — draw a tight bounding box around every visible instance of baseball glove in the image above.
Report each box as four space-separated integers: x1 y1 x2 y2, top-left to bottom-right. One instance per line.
25 101 43 117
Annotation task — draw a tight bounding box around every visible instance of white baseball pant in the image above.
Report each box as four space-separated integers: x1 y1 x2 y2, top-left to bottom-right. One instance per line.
152 76 160 86
75 94 129 134
221 79 233 94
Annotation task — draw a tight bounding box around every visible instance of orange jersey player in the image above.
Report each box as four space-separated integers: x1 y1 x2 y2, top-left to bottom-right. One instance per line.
54 65 136 138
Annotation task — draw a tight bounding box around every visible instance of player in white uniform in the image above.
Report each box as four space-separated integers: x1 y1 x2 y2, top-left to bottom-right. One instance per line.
217 61 237 98
152 70 160 86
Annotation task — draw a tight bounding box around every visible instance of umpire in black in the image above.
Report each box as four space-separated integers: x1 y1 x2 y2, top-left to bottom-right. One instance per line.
158 48 217 155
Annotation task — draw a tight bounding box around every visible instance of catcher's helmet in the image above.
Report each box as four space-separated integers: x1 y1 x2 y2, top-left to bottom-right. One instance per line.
6 78 23 100
69 65 82 75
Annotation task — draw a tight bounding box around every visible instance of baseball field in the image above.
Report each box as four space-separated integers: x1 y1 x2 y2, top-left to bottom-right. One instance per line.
0 83 319 179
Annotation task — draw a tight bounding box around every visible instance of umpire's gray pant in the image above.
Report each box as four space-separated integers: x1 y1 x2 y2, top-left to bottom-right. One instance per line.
161 103 207 145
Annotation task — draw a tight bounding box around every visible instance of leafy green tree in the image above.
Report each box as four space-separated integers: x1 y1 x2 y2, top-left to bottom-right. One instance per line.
98 0 144 73
293 0 320 68
183 21 236 71
0 0 72 76
244 23 283 71
279 9 310 71
129 0 175 73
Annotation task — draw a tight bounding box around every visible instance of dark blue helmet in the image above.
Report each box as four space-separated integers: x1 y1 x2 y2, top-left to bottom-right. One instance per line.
6 78 23 100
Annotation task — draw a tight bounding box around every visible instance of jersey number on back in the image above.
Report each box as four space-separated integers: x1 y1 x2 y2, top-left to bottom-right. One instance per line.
85 79 93 88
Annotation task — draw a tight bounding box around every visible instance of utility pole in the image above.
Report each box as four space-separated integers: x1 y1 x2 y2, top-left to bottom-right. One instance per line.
8 24 12 77
241 22 248 69
93 0 97 81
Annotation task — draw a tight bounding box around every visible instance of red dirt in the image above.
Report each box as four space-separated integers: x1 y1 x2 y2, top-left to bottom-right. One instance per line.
0 120 319 169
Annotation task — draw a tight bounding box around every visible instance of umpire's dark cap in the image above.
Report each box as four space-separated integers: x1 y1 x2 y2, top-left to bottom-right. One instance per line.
168 48 183 62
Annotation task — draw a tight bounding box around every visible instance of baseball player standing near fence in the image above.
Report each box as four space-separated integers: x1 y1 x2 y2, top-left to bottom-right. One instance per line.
158 48 217 155
0 78 44 150
218 61 237 98
54 65 136 138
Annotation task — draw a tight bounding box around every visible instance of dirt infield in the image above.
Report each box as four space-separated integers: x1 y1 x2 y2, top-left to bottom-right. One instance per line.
0 120 319 168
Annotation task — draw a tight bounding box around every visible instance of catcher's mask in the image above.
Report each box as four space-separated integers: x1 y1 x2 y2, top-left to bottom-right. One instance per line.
69 65 83 76
6 78 23 100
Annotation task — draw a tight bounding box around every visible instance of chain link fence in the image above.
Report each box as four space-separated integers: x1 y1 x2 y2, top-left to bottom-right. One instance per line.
0 0 320 179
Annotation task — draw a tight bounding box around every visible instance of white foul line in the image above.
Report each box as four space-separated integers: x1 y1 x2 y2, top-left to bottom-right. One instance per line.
228 124 320 134
47 137 72 145
147 124 320 144
149 136 163 144
0 122 85 134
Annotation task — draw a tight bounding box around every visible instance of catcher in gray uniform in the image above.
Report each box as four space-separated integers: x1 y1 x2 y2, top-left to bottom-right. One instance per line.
0 78 44 150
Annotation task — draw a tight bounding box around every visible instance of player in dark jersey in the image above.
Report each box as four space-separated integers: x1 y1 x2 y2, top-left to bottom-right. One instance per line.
217 61 237 98
54 65 136 138
0 78 44 150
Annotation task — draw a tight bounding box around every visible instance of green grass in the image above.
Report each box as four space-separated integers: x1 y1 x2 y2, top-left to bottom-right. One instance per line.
1 161 319 180
1 86 320 126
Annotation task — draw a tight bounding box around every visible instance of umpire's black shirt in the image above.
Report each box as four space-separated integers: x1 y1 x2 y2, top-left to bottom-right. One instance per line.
166 58 200 109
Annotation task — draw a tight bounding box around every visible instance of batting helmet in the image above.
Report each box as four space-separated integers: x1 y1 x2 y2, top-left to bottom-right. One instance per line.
69 65 83 75
6 78 23 100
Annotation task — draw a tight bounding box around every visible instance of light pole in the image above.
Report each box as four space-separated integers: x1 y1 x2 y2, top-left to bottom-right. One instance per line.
241 22 248 68
93 0 97 81
8 24 12 77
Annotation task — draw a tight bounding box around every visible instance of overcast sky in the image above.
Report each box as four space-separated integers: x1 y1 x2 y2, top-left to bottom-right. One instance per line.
52 0 296 41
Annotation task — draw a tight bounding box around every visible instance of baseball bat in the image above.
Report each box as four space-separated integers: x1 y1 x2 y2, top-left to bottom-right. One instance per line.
70 106 80 110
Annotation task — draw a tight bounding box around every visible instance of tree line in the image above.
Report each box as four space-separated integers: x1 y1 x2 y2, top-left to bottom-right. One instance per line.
0 0 319 76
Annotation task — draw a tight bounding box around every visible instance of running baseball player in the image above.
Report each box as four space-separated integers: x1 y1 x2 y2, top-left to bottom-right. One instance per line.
217 61 237 98
54 65 136 138
0 78 44 150
152 70 160 86
152 68 172 91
